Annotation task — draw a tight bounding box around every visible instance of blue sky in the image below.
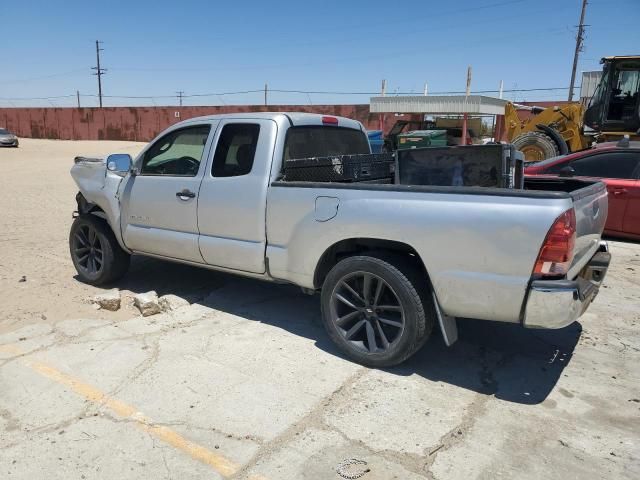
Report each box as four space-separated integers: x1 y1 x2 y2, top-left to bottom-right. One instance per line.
1 0 638 107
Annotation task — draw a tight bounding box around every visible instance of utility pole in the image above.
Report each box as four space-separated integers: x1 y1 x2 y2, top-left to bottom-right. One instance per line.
568 0 588 102
76 90 81 108
264 83 268 106
461 66 472 146
379 79 387 131
176 91 184 106
91 40 106 107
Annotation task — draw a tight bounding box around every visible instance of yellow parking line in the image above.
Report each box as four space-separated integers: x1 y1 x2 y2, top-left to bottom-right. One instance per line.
0 344 251 478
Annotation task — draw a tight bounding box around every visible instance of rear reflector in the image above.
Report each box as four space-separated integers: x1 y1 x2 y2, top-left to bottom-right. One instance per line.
322 116 339 125
533 209 576 278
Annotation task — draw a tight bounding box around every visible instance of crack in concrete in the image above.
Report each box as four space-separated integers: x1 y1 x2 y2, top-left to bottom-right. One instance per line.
227 367 369 479
422 348 512 478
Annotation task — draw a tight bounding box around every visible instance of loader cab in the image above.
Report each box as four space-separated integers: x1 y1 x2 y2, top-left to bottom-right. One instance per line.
584 56 640 134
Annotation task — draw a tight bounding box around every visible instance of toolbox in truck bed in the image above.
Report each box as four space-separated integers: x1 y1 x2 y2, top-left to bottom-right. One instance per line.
284 153 395 182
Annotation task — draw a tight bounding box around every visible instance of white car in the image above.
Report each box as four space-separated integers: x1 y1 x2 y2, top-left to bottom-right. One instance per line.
0 128 19 147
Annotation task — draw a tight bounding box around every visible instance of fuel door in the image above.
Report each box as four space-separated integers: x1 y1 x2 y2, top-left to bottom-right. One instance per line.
315 196 339 222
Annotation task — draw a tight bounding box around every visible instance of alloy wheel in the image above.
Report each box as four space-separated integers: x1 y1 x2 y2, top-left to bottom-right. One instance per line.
329 271 405 354
72 224 104 275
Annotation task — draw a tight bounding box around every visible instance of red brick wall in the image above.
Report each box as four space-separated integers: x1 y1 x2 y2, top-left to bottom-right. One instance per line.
0 105 420 141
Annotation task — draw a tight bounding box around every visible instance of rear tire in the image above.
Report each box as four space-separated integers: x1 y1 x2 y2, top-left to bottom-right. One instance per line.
512 131 560 162
69 214 130 285
320 255 434 367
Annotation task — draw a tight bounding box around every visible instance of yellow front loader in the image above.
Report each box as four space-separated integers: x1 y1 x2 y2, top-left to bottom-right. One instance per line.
507 55 640 161
505 102 586 161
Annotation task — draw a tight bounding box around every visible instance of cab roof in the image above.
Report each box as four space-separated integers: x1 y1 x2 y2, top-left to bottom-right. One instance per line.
177 112 365 131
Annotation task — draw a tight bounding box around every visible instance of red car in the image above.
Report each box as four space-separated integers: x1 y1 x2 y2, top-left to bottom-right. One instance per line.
525 141 640 241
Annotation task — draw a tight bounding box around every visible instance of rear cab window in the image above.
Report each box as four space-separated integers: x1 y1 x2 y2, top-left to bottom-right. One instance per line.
283 126 370 160
212 124 260 177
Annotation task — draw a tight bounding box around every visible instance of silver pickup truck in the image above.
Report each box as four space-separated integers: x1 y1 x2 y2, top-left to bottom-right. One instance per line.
69 112 611 367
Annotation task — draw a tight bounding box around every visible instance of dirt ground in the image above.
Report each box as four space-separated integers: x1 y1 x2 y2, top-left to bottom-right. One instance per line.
1 139 639 479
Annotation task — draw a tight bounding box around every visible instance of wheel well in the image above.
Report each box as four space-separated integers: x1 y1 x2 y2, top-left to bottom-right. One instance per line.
313 238 430 289
75 192 105 215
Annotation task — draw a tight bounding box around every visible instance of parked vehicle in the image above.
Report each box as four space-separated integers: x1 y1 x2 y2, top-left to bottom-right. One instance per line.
0 128 19 147
525 140 640 240
69 112 610 367
507 55 640 161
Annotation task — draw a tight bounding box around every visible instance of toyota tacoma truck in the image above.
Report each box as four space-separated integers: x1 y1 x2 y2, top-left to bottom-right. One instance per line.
69 112 611 367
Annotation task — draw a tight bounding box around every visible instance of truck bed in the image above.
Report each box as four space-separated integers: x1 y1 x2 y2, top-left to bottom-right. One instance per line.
274 176 602 199
267 176 607 323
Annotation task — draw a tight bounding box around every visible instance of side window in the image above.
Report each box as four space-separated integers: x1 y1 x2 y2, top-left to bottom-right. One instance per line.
141 125 211 176
545 160 570 174
570 152 640 179
212 124 260 177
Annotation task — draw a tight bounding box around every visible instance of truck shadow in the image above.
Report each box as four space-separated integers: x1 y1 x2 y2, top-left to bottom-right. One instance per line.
110 256 581 406
395 318 582 405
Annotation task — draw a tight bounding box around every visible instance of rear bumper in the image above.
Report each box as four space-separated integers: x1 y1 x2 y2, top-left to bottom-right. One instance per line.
523 241 610 329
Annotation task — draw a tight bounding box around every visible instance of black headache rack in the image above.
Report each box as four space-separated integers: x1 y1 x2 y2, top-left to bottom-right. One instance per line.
282 145 524 188
283 153 395 183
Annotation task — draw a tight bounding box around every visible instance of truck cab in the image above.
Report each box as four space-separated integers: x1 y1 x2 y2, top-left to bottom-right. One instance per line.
72 113 370 277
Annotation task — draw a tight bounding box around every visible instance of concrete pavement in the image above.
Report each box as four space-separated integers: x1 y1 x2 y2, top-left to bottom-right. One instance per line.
1 242 639 479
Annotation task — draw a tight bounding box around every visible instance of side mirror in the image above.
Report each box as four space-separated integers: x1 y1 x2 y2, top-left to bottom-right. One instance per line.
106 154 132 175
558 165 575 177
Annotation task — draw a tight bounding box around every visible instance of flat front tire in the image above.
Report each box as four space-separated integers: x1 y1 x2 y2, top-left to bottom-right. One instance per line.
69 214 130 285
321 255 434 367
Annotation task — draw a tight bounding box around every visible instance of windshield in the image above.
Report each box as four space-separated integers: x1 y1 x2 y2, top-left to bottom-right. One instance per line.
284 126 370 160
0 129 9 135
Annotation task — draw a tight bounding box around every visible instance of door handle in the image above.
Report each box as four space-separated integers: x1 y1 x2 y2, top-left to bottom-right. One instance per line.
176 189 196 200
611 188 627 196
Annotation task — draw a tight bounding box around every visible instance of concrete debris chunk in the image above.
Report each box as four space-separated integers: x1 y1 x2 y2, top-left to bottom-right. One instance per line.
159 294 190 312
133 291 161 317
91 289 121 311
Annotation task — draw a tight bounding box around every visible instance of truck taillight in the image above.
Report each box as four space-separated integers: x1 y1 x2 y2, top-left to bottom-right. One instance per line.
533 209 576 278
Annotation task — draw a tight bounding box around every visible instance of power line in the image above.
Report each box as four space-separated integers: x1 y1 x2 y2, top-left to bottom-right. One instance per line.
268 87 573 96
0 69 87 85
0 86 577 102
0 94 76 100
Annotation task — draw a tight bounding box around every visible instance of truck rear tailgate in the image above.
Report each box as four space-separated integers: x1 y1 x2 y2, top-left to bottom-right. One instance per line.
568 180 608 279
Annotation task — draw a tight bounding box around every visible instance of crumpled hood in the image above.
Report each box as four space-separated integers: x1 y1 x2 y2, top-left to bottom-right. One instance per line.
74 155 106 165
71 155 109 193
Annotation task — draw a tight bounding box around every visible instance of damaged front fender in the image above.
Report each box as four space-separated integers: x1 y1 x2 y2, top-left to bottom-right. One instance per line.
71 157 130 252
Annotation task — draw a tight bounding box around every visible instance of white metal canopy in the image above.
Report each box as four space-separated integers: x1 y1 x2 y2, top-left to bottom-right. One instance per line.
369 95 508 115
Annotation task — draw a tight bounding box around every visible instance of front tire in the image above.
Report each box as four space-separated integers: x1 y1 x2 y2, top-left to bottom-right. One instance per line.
69 214 130 285
320 255 434 367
